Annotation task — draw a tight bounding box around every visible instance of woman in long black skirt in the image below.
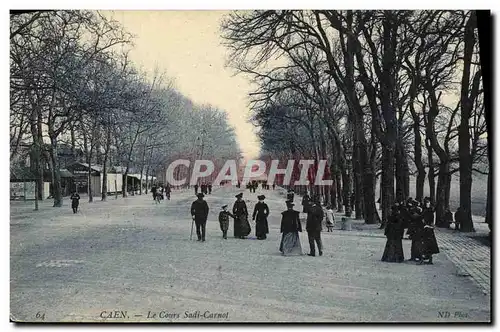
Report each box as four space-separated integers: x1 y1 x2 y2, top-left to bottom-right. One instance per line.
382 206 405 263
420 219 440 264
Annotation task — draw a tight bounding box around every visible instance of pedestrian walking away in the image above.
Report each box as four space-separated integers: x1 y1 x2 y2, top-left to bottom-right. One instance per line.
408 207 425 262
301 192 311 213
191 193 209 241
279 201 303 256
219 205 235 239
233 193 250 238
194 184 199 196
306 196 324 257
252 195 269 240
165 183 171 200
325 205 335 231
381 206 405 263
70 191 80 214
151 184 157 201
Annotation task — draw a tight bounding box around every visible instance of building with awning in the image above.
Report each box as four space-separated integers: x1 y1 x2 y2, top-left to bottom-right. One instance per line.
66 162 122 196
10 166 74 200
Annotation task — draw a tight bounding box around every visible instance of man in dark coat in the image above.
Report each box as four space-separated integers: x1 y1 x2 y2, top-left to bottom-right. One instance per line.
194 184 199 195
208 183 212 194
382 206 405 263
151 185 158 201
287 189 295 202
306 196 324 257
279 201 303 255
70 191 80 214
253 195 270 240
191 193 209 241
301 192 311 213
233 193 250 238
218 205 234 239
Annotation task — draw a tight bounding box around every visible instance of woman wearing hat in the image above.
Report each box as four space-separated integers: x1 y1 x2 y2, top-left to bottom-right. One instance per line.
219 205 235 239
279 200 303 256
381 205 405 263
253 195 269 240
233 193 250 238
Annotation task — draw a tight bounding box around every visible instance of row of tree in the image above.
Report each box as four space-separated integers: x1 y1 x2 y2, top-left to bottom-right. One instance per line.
10 10 241 208
221 10 489 231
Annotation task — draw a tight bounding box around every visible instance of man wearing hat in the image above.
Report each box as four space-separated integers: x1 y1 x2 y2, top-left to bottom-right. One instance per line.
306 195 324 257
232 193 250 238
191 193 209 241
279 200 303 255
253 195 270 240
218 205 234 239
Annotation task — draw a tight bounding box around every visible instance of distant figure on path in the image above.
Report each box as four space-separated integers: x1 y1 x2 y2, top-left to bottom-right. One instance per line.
208 183 212 194
191 193 209 242
272 183 275 190
454 207 464 231
325 205 335 231
70 191 80 214
381 206 405 263
253 195 269 240
279 201 303 256
218 205 234 239
233 193 250 239
287 189 295 202
306 196 324 257
165 183 171 200
194 184 199 196
151 185 157 201
301 192 311 213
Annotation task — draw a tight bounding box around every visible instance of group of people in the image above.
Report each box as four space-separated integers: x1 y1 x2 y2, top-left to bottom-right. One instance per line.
279 193 326 257
190 192 270 242
382 197 440 264
194 183 212 196
151 183 171 202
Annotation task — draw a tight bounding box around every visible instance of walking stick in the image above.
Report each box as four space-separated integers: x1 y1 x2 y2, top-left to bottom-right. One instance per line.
190 217 195 240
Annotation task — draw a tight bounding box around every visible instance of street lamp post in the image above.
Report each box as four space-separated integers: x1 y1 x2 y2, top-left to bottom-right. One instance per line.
345 148 353 218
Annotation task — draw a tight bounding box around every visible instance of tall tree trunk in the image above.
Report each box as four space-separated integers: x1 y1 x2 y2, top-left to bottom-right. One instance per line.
30 107 44 201
414 127 426 202
101 131 111 201
49 136 62 207
381 145 395 225
435 161 451 227
458 12 478 233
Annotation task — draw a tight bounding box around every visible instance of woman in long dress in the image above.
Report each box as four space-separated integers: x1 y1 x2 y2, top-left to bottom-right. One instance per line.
233 193 250 238
279 201 303 256
420 215 440 264
253 195 269 240
381 206 405 263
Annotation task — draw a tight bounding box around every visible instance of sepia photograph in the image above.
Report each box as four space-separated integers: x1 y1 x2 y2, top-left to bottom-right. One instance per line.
8 6 492 324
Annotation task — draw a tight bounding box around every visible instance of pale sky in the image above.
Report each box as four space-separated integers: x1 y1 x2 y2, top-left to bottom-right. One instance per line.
104 10 260 159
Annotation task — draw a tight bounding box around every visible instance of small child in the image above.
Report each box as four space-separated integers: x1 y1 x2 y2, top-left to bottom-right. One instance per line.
325 205 335 232
218 205 235 239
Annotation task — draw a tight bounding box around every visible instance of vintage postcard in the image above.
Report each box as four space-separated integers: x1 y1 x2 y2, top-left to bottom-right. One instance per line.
9 9 491 323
